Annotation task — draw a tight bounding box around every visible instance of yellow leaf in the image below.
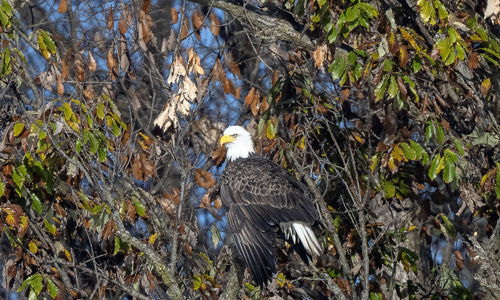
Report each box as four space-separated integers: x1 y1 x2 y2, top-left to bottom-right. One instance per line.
64 249 72 262
29 240 38 254
149 232 159 244
352 133 365 144
265 120 276 139
13 123 25 136
297 136 306 149
391 145 406 162
407 225 417 231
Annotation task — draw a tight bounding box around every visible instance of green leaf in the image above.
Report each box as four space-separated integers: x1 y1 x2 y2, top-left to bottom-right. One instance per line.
429 153 441 180
409 140 425 160
31 273 43 295
45 277 59 299
133 199 146 217
453 138 465 155
383 181 396 198
330 56 348 81
418 0 436 24
61 102 73 121
114 236 121 255
455 43 465 60
444 149 458 163
345 6 359 22
88 132 99 154
75 139 82 154
31 193 43 215
425 121 434 142
382 59 394 72
400 142 417 160
0 181 4 197
13 122 25 136
375 75 389 102
436 38 451 62
370 292 383 300
193 274 202 290
388 76 398 99
44 219 57 235
435 122 445 144
41 31 57 54
96 103 105 120
358 3 379 18
402 75 419 102
111 120 121 136
412 58 422 73
443 157 456 183
435 0 448 20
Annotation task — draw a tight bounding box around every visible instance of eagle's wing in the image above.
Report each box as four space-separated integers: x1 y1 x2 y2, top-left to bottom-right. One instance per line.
226 204 277 286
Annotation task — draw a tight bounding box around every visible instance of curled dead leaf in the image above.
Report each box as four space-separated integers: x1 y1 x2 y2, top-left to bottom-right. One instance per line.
195 169 216 189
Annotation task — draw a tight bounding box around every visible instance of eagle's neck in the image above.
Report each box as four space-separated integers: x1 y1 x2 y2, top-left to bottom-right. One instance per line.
226 139 255 161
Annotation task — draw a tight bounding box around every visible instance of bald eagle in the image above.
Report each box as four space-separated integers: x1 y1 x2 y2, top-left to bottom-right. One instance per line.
219 126 322 286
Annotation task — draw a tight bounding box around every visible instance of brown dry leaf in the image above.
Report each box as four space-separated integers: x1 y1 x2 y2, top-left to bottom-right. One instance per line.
223 78 235 95
138 10 153 45
88 51 97 73
225 51 240 77
58 0 67 13
139 152 156 178
170 8 178 24
341 88 350 99
56 75 64 96
126 201 137 223
244 87 256 107
200 193 211 208
187 48 204 75
397 76 408 99
119 41 130 73
272 70 279 85
313 44 326 69
250 89 261 116
131 154 143 180
75 57 85 81
210 13 220 36
141 0 151 13
211 146 226 165
61 58 69 80
118 16 128 35
399 45 410 67
179 18 189 40
54 203 66 217
194 169 216 189
102 220 115 240
82 85 94 100
468 51 480 69
192 10 204 30
214 198 222 209
106 48 117 75
259 97 269 114
107 7 114 30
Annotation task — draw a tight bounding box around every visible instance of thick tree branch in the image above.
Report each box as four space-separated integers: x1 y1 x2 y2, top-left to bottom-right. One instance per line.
188 0 315 50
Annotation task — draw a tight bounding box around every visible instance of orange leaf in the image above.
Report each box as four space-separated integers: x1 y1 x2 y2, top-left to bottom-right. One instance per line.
61 58 69 80
244 87 256 107
102 220 116 240
192 10 204 30
170 8 178 24
211 146 226 165
58 0 67 13
194 169 216 189
119 16 128 35
56 75 64 96
107 7 114 30
214 198 222 209
209 13 220 36
141 0 151 13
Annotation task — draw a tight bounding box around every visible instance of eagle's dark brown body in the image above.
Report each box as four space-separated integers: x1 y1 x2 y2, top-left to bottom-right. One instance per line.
220 155 320 286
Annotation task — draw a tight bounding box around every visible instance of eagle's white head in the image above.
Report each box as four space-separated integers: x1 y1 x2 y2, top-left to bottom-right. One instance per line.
219 126 255 161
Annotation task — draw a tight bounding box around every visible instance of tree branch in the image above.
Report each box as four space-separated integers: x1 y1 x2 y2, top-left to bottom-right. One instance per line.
188 0 315 50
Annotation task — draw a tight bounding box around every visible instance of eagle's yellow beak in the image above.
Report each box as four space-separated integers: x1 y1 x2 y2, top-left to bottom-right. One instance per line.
219 134 236 146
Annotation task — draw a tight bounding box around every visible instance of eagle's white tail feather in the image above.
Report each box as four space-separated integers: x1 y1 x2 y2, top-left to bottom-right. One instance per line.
292 223 322 256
